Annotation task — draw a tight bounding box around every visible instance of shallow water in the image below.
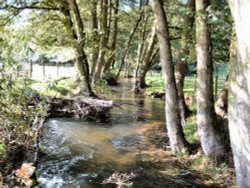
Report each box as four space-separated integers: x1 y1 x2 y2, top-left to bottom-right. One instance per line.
38 80 168 187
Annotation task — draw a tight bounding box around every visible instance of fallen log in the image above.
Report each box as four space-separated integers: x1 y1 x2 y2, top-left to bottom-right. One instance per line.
48 97 113 121
80 98 113 108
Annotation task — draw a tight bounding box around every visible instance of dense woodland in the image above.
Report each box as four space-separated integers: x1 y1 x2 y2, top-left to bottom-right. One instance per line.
0 0 250 187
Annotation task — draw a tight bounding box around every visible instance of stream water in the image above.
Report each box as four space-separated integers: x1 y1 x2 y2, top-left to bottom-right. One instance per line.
37 80 208 188
37 80 167 187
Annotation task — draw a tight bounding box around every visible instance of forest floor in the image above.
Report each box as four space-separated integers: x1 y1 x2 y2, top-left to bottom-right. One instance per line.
135 116 236 187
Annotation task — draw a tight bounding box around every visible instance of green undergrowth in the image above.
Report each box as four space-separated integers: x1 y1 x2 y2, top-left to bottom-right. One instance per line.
31 77 112 98
93 79 111 96
31 77 77 97
183 116 199 144
186 154 236 187
0 143 7 158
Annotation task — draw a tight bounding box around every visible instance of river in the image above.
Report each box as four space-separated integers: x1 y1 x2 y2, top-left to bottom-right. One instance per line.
37 80 209 188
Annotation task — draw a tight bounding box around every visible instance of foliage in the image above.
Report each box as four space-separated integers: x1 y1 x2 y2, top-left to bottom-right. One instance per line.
207 2 232 64
0 143 7 158
183 116 199 144
31 77 76 97
0 76 47 143
0 35 48 180
93 79 111 95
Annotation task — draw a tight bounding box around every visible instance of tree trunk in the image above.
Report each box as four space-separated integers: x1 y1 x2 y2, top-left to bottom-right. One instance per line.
229 0 250 93
135 22 156 93
196 0 225 158
90 0 99 76
116 10 143 79
42 58 45 77
215 75 228 118
104 0 119 72
106 0 112 42
56 63 59 75
228 1 250 187
92 0 108 84
139 48 159 89
214 65 219 100
29 59 33 78
133 1 148 90
67 0 94 95
152 0 188 154
175 0 195 127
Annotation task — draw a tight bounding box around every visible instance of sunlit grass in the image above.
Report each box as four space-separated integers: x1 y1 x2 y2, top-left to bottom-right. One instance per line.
145 73 226 97
187 154 236 187
31 77 76 97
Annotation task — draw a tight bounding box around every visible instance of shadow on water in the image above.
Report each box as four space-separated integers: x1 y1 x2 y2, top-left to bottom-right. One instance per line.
37 80 217 188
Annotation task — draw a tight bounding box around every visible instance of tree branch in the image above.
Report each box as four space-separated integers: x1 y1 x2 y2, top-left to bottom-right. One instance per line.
168 26 183 30
170 36 181 40
0 4 60 11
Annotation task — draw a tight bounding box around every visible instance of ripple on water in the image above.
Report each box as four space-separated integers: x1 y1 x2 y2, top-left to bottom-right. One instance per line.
38 120 98 187
38 99 165 187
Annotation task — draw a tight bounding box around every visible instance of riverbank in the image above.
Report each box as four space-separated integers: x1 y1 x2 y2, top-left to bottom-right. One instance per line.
1 77 235 187
34 79 235 187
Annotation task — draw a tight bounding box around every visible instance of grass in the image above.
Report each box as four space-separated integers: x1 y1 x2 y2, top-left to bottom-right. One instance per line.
146 75 165 95
185 154 236 187
31 76 111 97
31 77 77 97
0 143 6 158
145 73 227 98
183 116 199 144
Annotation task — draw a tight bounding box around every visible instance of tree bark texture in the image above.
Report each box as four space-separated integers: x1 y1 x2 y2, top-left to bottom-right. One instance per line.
196 0 225 158
215 75 228 118
228 1 250 187
152 0 188 154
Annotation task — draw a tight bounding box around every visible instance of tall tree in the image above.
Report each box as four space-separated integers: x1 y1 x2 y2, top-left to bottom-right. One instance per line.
133 0 149 90
92 0 109 84
152 0 188 154
64 0 94 95
134 22 157 93
174 0 195 127
90 0 99 76
195 0 225 158
116 9 143 79
228 1 250 187
104 0 119 72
